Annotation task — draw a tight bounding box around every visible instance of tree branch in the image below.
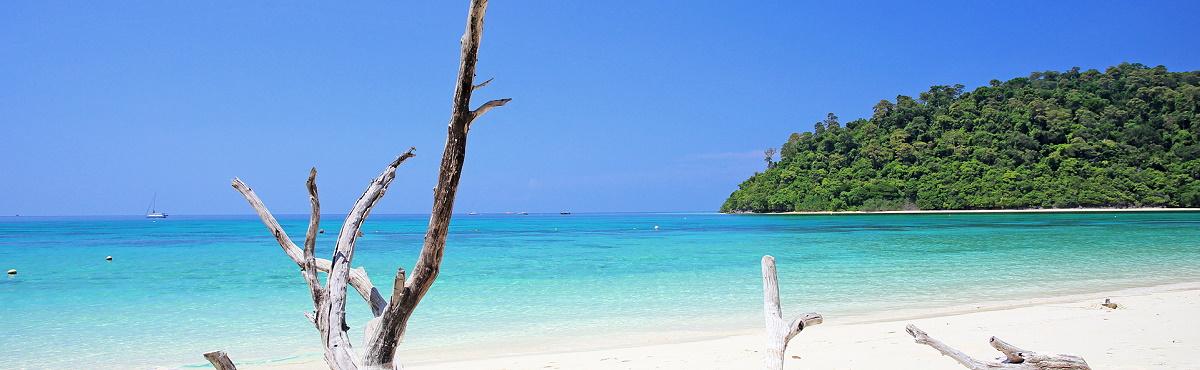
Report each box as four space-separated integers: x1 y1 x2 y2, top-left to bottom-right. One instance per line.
364 1 507 368
906 324 993 370
230 179 304 264
319 149 415 370
354 267 388 317
471 77 493 91
395 0 487 326
232 178 386 316
470 98 511 123
302 168 323 310
785 312 823 342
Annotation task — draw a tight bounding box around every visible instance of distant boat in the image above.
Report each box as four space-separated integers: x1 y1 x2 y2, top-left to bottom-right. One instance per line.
559 210 572 215
467 211 479 215
145 193 168 219
518 211 528 215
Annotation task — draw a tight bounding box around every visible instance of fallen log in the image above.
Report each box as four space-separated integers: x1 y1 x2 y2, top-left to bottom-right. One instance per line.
905 324 1090 370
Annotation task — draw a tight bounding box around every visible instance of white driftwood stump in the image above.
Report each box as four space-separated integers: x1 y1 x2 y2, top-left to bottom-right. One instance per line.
906 324 1091 370
761 255 823 370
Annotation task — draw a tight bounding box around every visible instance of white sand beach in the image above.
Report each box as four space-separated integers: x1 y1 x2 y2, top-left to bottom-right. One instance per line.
246 282 1200 370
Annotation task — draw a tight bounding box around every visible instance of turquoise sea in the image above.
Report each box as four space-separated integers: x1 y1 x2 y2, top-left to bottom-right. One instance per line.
1 212 1199 369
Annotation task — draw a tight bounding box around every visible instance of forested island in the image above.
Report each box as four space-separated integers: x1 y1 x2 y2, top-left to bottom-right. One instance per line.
722 63 1200 213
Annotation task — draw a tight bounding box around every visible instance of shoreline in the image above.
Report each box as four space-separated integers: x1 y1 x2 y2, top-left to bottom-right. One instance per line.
413 281 1200 369
734 207 1200 215
241 281 1200 369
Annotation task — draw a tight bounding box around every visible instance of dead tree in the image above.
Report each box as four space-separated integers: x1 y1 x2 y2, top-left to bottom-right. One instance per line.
204 1 509 369
905 324 1091 370
761 256 823 370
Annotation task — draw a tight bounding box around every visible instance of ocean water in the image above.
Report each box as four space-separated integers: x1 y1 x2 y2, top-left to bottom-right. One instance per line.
1 212 1198 369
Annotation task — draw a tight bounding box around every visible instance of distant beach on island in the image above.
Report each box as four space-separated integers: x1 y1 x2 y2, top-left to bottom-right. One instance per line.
741 207 1200 215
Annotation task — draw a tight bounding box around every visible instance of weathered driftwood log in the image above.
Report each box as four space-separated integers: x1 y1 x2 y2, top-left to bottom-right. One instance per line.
205 1 508 369
905 324 1091 370
761 255 823 370
203 351 237 370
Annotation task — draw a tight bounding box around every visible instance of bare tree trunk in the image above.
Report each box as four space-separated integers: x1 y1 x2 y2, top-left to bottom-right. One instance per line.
205 1 508 369
361 1 507 368
761 256 822 370
905 324 1091 370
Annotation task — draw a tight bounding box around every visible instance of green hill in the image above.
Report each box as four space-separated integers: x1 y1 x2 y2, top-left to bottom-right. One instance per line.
722 63 1200 213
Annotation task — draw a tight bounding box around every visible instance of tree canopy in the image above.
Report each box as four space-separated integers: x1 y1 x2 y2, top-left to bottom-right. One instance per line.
722 63 1200 213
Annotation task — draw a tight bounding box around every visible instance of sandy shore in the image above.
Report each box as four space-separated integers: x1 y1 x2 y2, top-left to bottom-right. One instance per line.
745 207 1200 215
243 282 1200 369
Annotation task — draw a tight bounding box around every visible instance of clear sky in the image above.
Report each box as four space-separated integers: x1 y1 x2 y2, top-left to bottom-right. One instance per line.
2 1 1199 216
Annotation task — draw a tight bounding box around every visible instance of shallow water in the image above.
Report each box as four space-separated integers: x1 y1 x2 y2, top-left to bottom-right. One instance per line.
1 212 1198 369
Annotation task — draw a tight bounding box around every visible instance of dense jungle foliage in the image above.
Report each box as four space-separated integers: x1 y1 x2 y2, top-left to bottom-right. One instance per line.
722 63 1200 212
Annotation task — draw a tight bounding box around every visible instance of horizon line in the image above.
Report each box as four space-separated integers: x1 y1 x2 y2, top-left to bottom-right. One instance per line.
0 211 721 218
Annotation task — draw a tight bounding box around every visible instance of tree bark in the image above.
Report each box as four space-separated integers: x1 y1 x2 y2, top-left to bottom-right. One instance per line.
761 255 822 370
906 324 1091 370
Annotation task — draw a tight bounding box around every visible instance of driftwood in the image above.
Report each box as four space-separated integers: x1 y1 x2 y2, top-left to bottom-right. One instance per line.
761 256 823 370
906 324 1090 370
203 351 237 370
362 0 508 365
206 1 508 369
1101 298 1119 309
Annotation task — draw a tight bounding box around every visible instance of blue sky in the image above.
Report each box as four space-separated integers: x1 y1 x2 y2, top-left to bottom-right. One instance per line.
2 1 1199 216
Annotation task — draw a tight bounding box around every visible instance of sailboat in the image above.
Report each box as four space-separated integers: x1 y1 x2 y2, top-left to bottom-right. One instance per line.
145 193 168 219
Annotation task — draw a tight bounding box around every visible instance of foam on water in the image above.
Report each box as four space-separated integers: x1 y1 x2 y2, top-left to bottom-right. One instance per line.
1 212 1198 369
